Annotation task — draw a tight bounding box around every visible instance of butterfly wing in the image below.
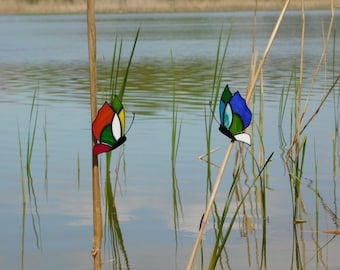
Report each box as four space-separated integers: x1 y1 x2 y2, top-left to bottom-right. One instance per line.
229 91 252 132
234 133 251 145
92 97 126 155
219 85 234 140
219 85 233 129
92 101 114 143
111 96 125 137
93 143 112 155
109 96 126 151
219 85 252 145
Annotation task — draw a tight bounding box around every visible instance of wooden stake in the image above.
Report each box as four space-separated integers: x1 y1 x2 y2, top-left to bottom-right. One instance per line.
87 0 102 269
186 143 233 270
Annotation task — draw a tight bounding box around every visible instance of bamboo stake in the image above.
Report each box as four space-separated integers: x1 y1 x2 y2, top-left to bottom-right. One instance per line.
246 0 291 104
186 0 291 269
87 0 102 269
186 143 233 270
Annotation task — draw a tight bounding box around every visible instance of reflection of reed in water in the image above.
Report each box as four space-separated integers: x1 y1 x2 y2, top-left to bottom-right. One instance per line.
103 151 130 269
170 68 184 253
18 89 48 269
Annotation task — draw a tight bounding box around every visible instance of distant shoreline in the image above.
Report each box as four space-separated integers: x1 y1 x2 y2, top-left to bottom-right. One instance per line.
0 0 338 15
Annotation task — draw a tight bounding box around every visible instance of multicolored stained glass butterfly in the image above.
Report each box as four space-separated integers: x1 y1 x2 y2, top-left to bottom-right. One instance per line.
92 96 127 155
219 84 252 145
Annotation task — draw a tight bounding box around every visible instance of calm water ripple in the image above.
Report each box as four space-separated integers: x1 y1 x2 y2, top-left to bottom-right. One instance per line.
0 10 339 270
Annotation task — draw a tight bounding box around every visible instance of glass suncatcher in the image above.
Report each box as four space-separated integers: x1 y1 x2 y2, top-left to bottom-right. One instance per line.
92 96 126 155
219 84 252 145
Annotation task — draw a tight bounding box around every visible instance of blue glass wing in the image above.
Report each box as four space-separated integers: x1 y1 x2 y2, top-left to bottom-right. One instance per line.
229 91 252 132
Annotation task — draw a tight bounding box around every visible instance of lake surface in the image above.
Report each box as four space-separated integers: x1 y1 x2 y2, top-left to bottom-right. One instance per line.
0 10 340 270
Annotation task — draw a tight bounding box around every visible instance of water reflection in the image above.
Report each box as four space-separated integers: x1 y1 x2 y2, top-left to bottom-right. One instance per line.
103 152 130 270
0 10 340 270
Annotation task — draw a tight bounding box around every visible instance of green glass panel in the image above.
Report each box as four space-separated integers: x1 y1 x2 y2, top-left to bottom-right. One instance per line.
229 114 244 134
112 96 123 113
101 125 115 145
221 85 232 103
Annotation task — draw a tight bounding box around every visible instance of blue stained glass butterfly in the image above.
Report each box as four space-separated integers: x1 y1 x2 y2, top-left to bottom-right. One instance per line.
219 84 252 145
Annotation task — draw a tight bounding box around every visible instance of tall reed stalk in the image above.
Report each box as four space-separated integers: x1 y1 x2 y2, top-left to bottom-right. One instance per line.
186 1 291 268
108 27 140 101
86 0 102 268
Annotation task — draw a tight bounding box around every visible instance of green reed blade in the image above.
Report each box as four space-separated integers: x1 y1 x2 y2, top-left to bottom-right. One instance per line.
26 89 38 181
202 24 233 258
17 122 26 206
300 76 340 136
104 155 130 270
26 89 42 249
195 22 233 268
43 112 48 198
108 36 123 102
332 29 336 81
208 153 274 269
331 37 339 193
20 196 26 270
77 152 81 189
102 28 139 268
113 40 123 100
313 140 320 265
17 88 45 253
170 61 184 251
209 166 241 267
278 68 294 126
119 26 140 101
332 135 338 219
109 35 118 98
204 22 232 204
17 122 26 270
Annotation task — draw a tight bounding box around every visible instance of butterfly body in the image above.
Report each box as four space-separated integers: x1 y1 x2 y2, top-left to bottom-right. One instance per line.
92 96 126 155
219 125 236 142
93 136 126 155
219 85 252 145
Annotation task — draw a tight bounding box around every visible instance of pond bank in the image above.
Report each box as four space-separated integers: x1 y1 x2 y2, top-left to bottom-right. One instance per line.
0 0 337 15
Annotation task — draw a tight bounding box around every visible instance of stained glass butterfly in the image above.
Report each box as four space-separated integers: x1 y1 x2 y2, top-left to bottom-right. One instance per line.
219 84 252 145
92 96 127 155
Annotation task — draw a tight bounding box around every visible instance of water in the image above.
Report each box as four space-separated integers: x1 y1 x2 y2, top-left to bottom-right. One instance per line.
0 10 340 269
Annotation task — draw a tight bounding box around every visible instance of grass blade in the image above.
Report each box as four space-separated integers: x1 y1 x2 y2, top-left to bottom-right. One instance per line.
171 67 184 251
119 26 140 101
